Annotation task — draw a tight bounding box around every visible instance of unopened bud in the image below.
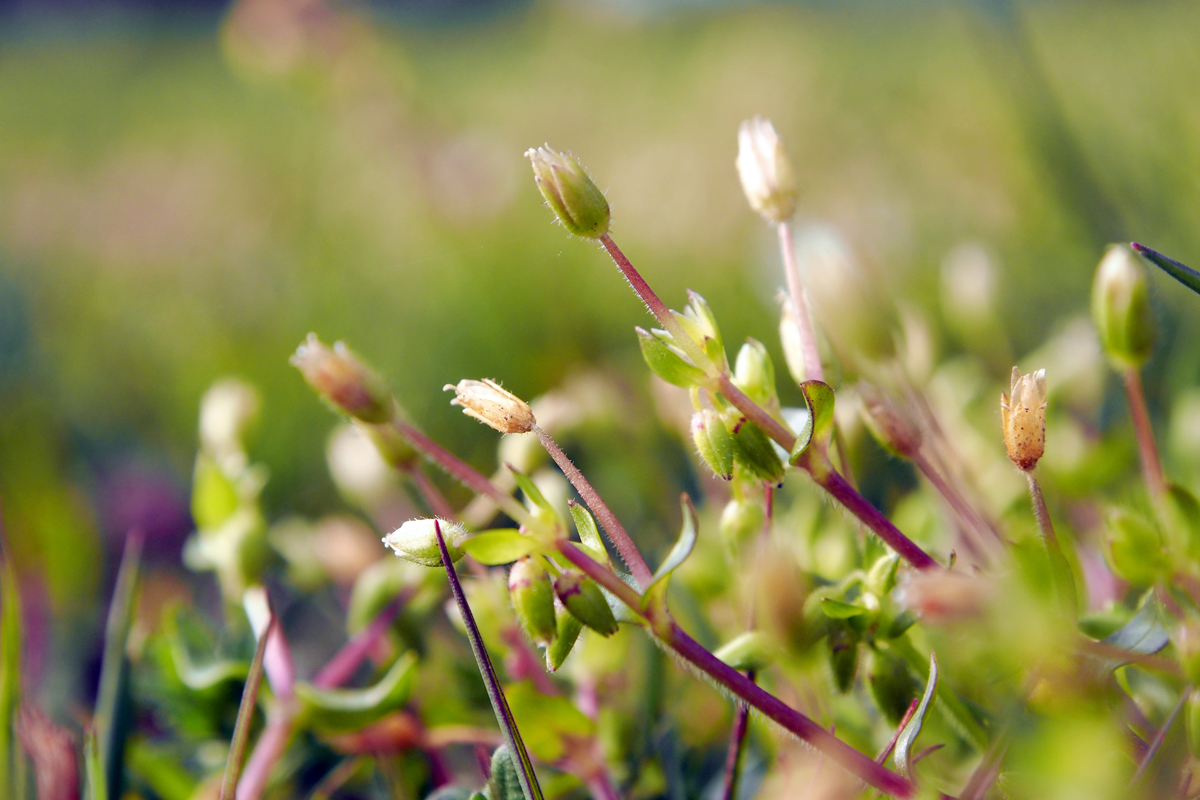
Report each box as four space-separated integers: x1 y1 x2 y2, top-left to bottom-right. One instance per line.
778 296 809 385
719 496 765 547
727 414 786 484
733 339 778 411
291 334 392 424
1001 367 1047 471
858 383 921 459
200 378 259 460
676 291 726 367
828 625 859 694
382 518 467 567
508 557 557 646
525 145 611 239
545 600 584 672
554 570 618 636
444 379 535 434
1092 244 1155 369
736 116 797 224
691 410 734 480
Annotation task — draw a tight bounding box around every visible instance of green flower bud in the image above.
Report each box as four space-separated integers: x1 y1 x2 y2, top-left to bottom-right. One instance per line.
382 518 467 568
488 746 523 800
1092 244 1155 370
732 339 778 412
554 570 618 636
291 334 393 424
868 647 917 725
691 410 734 480
545 600 584 672
508 557 557 646
726 413 786 484
827 624 859 694
719 496 765 548
525 145 611 239
675 291 727 367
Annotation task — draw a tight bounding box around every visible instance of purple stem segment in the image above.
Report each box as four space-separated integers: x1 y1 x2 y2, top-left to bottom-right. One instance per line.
534 425 654 589
312 591 409 689
818 469 939 571
1123 368 1168 500
719 677 753 800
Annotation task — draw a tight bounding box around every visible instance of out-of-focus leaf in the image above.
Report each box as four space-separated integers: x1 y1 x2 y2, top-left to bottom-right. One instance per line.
191 454 240 530
125 738 196 800
509 468 559 523
504 681 595 763
636 327 705 388
95 534 142 800
462 530 539 566
568 502 609 566
790 381 836 465
163 612 249 692
714 631 775 672
544 604 583 673
1102 602 1169 662
84 727 106 800
1133 242 1200 297
0 546 20 799
642 496 699 613
895 653 938 779
1106 509 1169 586
295 652 418 734
820 598 867 619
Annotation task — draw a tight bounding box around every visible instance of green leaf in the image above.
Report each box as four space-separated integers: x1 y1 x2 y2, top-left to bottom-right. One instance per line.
95 535 143 800
1133 242 1200 297
636 327 705 388
642 495 699 612
789 381 836 465
163 611 249 692
462 530 540 565
714 631 775 672
295 651 418 733
1106 508 1169 586
509 468 557 521
191 454 240 530
544 604 583 673
1102 601 1169 663
0 548 20 799
895 653 938 779
125 738 198 800
820 598 867 619
504 682 595 763
568 502 609 566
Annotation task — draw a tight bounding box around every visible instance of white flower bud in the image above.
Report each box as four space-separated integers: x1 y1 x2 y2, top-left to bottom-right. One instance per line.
736 116 797 224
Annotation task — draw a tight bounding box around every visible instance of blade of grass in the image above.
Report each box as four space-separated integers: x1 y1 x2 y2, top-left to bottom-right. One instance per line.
219 613 275 800
434 522 544 800
1133 243 1200 297
95 532 144 800
0 505 21 800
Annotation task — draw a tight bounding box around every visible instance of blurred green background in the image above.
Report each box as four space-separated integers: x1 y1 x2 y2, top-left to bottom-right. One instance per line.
1 0 1199 687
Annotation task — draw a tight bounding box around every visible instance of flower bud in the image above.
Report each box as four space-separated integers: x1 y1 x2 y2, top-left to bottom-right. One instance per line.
545 600 584 672
291 334 393 424
727 414 786 484
691 410 734 480
735 116 797 224
827 624 859 693
719 496 765 548
778 296 809 385
732 339 778 412
1092 244 1154 370
858 383 921 460
553 570 618 636
444 379 535 435
382 518 468 567
525 145 611 239
200 378 259 461
508 556 557 646
1000 367 1047 472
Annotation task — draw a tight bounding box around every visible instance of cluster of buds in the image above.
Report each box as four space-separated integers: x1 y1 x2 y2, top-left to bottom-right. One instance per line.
690 407 784 485
1000 367 1047 472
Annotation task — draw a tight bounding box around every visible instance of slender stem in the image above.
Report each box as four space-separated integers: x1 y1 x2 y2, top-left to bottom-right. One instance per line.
555 540 913 797
405 466 458 521
876 699 921 764
312 592 409 689
818 469 939 571
308 756 367 800
777 222 823 383
958 733 1008 800
435 523 544 800
1131 689 1188 786
235 714 293 800
1025 472 1077 617
534 425 653 589
717 374 798 450
220 616 274 800
393 419 530 523
1123 368 1167 500
719 675 753 800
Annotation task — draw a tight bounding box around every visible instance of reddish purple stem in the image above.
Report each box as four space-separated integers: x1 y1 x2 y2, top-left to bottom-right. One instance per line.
313 592 410 689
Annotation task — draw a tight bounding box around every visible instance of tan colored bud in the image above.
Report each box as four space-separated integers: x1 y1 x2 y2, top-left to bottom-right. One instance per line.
291 334 392 424
444 379 535 434
1000 367 1047 471
736 116 797 223
857 383 921 459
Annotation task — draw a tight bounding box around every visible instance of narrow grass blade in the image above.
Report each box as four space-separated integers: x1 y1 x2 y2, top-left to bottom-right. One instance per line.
1132 242 1200 297
219 613 274 800
95 533 144 800
0 514 21 800
434 522 543 800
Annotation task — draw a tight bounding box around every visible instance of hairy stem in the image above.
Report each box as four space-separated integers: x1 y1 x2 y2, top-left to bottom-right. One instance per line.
1123 368 1167 500
405 466 459 522
818 469 940 571
1025 471 1077 618
777 222 823 383
719 675 753 800
534 425 654 589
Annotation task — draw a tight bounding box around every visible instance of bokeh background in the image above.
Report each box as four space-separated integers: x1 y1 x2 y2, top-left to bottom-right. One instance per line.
2 0 1199 711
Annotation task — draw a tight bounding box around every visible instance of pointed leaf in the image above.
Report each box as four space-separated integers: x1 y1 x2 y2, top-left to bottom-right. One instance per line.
462 530 540 565
295 652 418 733
568 502 609 566
637 327 705 388
895 653 938 779
1133 242 1200 297
821 598 867 619
508 468 557 521
790 381 836 465
95 535 143 800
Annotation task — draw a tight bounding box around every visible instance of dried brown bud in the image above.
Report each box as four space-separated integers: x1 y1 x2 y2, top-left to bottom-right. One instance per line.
857 383 921 459
1000 367 1047 471
291 334 392 424
444 379 535 434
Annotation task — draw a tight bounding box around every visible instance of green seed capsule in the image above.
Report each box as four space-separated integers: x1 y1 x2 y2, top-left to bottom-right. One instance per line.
545 602 584 672
554 570 619 636
692 410 734 480
868 647 917 725
508 557 557 647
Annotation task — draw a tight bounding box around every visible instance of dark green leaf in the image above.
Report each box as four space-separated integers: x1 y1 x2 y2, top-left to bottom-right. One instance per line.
1133 242 1200 297
789 381 836 465
1102 602 1169 661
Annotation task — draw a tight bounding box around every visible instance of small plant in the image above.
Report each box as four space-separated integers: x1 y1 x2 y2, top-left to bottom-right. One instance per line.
5 119 1200 800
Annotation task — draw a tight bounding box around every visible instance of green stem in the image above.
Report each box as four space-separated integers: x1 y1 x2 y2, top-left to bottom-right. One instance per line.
436 523 544 800
219 616 273 800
